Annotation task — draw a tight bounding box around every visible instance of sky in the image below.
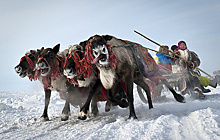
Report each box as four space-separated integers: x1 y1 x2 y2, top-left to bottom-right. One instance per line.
0 0 220 91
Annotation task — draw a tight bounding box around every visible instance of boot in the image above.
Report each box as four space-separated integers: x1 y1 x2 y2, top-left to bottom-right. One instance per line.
200 84 211 93
209 77 218 88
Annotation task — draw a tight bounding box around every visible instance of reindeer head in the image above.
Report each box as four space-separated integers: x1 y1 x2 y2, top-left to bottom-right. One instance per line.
63 44 84 79
35 44 60 77
83 35 116 70
14 50 38 78
83 35 110 67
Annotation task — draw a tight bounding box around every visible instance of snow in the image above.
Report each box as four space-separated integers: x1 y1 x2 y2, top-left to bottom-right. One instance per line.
1 86 220 140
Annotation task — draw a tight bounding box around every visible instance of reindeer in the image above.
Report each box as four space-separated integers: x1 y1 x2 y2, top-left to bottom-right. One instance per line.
77 35 185 120
63 44 129 113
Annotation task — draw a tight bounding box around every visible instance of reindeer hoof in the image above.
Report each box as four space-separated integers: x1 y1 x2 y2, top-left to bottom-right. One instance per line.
61 114 69 121
127 115 138 120
119 99 129 108
78 111 87 120
175 94 185 103
105 107 111 112
44 117 49 121
40 115 49 121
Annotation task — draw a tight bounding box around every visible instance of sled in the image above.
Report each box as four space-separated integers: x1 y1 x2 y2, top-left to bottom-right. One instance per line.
137 64 199 101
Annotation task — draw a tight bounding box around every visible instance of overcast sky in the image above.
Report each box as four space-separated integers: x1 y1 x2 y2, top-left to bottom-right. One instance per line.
1 0 220 91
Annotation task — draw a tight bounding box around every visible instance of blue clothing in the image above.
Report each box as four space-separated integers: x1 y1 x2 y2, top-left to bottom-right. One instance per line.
156 53 171 64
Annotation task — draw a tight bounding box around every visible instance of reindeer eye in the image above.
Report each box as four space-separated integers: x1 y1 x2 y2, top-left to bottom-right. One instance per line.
49 52 53 57
93 50 99 57
102 47 106 52
94 51 98 55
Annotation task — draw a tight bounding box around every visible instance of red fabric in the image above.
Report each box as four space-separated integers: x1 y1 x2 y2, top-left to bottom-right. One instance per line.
80 41 95 78
106 43 117 70
99 81 127 101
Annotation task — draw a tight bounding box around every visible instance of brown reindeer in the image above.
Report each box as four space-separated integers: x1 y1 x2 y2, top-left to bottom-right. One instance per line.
77 35 185 120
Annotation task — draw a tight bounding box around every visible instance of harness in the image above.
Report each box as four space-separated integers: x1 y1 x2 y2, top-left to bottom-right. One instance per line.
124 40 159 77
81 41 116 79
36 55 64 89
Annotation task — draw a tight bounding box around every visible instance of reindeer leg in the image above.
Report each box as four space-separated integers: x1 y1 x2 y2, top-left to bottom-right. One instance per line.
91 95 99 116
160 79 185 103
61 92 70 121
40 88 51 121
134 79 153 109
78 80 102 120
105 100 112 112
126 79 137 120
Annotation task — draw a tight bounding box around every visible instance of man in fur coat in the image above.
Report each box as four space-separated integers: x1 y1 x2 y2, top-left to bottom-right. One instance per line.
175 41 206 98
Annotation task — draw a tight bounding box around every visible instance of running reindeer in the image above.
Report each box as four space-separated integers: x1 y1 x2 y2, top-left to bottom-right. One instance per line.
14 44 99 121
77 35 185 120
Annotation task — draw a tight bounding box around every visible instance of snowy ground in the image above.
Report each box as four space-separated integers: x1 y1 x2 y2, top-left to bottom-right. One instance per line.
1 86 220 140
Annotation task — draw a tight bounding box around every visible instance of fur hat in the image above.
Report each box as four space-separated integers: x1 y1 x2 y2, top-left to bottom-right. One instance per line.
171 45 178 51
178 41 187 50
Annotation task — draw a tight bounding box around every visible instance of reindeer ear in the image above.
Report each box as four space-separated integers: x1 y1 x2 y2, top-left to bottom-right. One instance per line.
102 35 113 42
79 40 88 48
52 44 60 54
37 47 44 55
30 50 36 55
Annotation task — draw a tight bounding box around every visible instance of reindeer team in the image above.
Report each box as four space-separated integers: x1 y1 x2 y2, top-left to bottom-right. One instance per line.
15 34 185 121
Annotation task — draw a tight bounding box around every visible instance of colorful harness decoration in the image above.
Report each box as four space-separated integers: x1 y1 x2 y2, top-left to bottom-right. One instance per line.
35 55 64 89
81 41 117 79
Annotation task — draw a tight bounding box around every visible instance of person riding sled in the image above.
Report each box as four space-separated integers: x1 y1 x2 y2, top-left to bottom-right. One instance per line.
155 45 172 74
171 44 217 93
175 41 206 98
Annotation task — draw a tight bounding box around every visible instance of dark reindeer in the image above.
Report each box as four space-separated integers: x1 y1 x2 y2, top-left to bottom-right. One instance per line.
77 35 185 120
